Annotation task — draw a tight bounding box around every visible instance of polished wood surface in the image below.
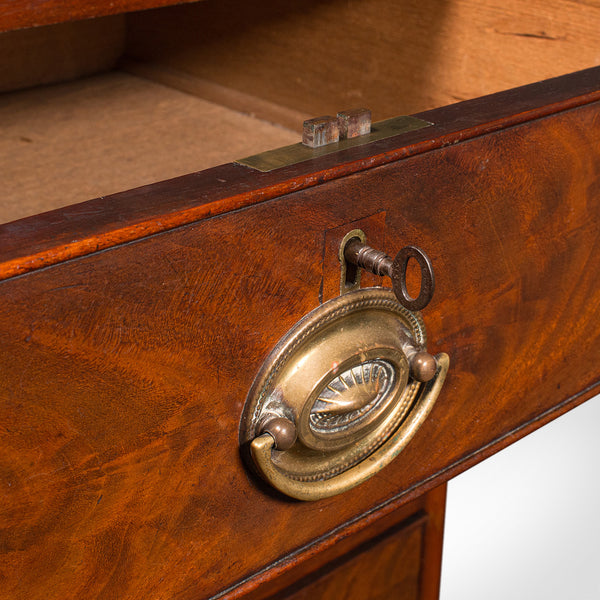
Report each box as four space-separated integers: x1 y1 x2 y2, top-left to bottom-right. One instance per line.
1 69 600 598
244 485 446 600
0 0 199 33
281 520 423 600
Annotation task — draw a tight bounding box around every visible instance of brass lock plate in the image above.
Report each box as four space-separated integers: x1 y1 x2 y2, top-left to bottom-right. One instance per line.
235 115 432 172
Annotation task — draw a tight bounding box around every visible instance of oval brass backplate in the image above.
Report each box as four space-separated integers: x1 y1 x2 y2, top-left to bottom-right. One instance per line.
239 287 449 501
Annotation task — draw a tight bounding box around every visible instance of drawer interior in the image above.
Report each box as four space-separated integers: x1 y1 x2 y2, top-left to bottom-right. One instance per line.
1 0 599 224
0 72 296 223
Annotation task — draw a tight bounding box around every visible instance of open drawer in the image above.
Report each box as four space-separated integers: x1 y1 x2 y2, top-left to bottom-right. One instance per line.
2 3 600 599
2 0 600 223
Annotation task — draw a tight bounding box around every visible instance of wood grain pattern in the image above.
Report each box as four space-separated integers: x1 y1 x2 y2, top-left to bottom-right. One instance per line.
279 518 424 600
241 485 446 600
1 78 600 597
0 0 200 33
0 17 125 94
419 483 447 600
1 66 599 282
125 0 600 122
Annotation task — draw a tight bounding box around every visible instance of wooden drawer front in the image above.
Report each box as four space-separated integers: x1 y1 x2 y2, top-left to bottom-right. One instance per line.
279 518 423 600
2 89 600 597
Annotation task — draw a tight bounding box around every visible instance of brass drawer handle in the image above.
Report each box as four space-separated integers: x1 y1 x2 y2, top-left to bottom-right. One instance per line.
240 261 449 501
250 352 448 501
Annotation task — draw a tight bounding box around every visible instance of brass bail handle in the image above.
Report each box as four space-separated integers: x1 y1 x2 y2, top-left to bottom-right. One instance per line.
251 353 449 502
343 238 435 311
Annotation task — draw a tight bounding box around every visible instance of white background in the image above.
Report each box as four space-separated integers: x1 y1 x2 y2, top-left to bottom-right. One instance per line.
440 394 600 600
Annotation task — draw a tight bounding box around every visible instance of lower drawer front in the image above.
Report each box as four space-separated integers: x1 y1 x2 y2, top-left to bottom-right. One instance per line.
1 98 600 598
281 519 423 600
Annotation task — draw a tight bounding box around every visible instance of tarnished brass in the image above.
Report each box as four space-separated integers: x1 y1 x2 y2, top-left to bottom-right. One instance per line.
235 115 432 172
337 109 372 139
240 287 449 501
260 416 297 451
302 115 340 148
302 109 372 148
410 351 438 382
